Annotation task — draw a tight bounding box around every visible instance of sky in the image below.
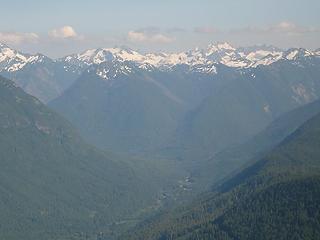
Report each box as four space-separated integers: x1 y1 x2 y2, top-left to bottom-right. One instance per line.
1 0 320 58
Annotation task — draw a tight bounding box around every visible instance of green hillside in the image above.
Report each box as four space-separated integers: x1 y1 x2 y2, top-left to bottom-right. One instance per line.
0 75 180 240
124 105 320 240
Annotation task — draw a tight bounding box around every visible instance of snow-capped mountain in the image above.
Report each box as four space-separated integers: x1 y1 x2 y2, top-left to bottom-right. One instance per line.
0 44 81 102
60 43 235 71
283 48 315 61
2 42 319 77
60 42 320 74
61 47 212 71
0 43 47 72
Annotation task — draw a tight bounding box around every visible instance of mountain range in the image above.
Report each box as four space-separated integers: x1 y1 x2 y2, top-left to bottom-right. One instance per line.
2 41 320 186
1 42 319 103
1 41 320 239
2 41 314 184
49 44 320 167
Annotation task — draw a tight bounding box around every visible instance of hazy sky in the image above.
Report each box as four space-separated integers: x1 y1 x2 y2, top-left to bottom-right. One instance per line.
1 0 319 58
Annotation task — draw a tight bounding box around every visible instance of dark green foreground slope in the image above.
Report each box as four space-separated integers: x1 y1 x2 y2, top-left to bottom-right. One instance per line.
125 107 320 240
0 75 170 240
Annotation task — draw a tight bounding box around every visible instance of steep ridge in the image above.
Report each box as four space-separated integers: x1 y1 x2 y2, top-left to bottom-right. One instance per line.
0 75 179 240
193 99 320 190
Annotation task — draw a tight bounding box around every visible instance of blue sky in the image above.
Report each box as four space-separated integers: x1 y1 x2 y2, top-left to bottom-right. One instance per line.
1 0 319 57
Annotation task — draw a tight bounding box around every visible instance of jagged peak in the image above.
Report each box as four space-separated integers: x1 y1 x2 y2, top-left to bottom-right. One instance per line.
205 42 236 55
284 48 314 60
0 45 52 72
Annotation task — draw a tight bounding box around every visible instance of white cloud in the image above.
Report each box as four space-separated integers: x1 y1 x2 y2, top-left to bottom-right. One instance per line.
127 30 174 44
49 26 78 39
0 32 39 45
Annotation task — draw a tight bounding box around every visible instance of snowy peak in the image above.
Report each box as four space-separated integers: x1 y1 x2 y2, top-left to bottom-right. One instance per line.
216 42 236 51
64 47 146 66
251 53 283 68
185 43 285 68
284 48 314 61
202 42 239 64
0 44 49 72
89 60 137 80
234 46 283 68
205 42 236 55
244 50 282 62
0 45 27 65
